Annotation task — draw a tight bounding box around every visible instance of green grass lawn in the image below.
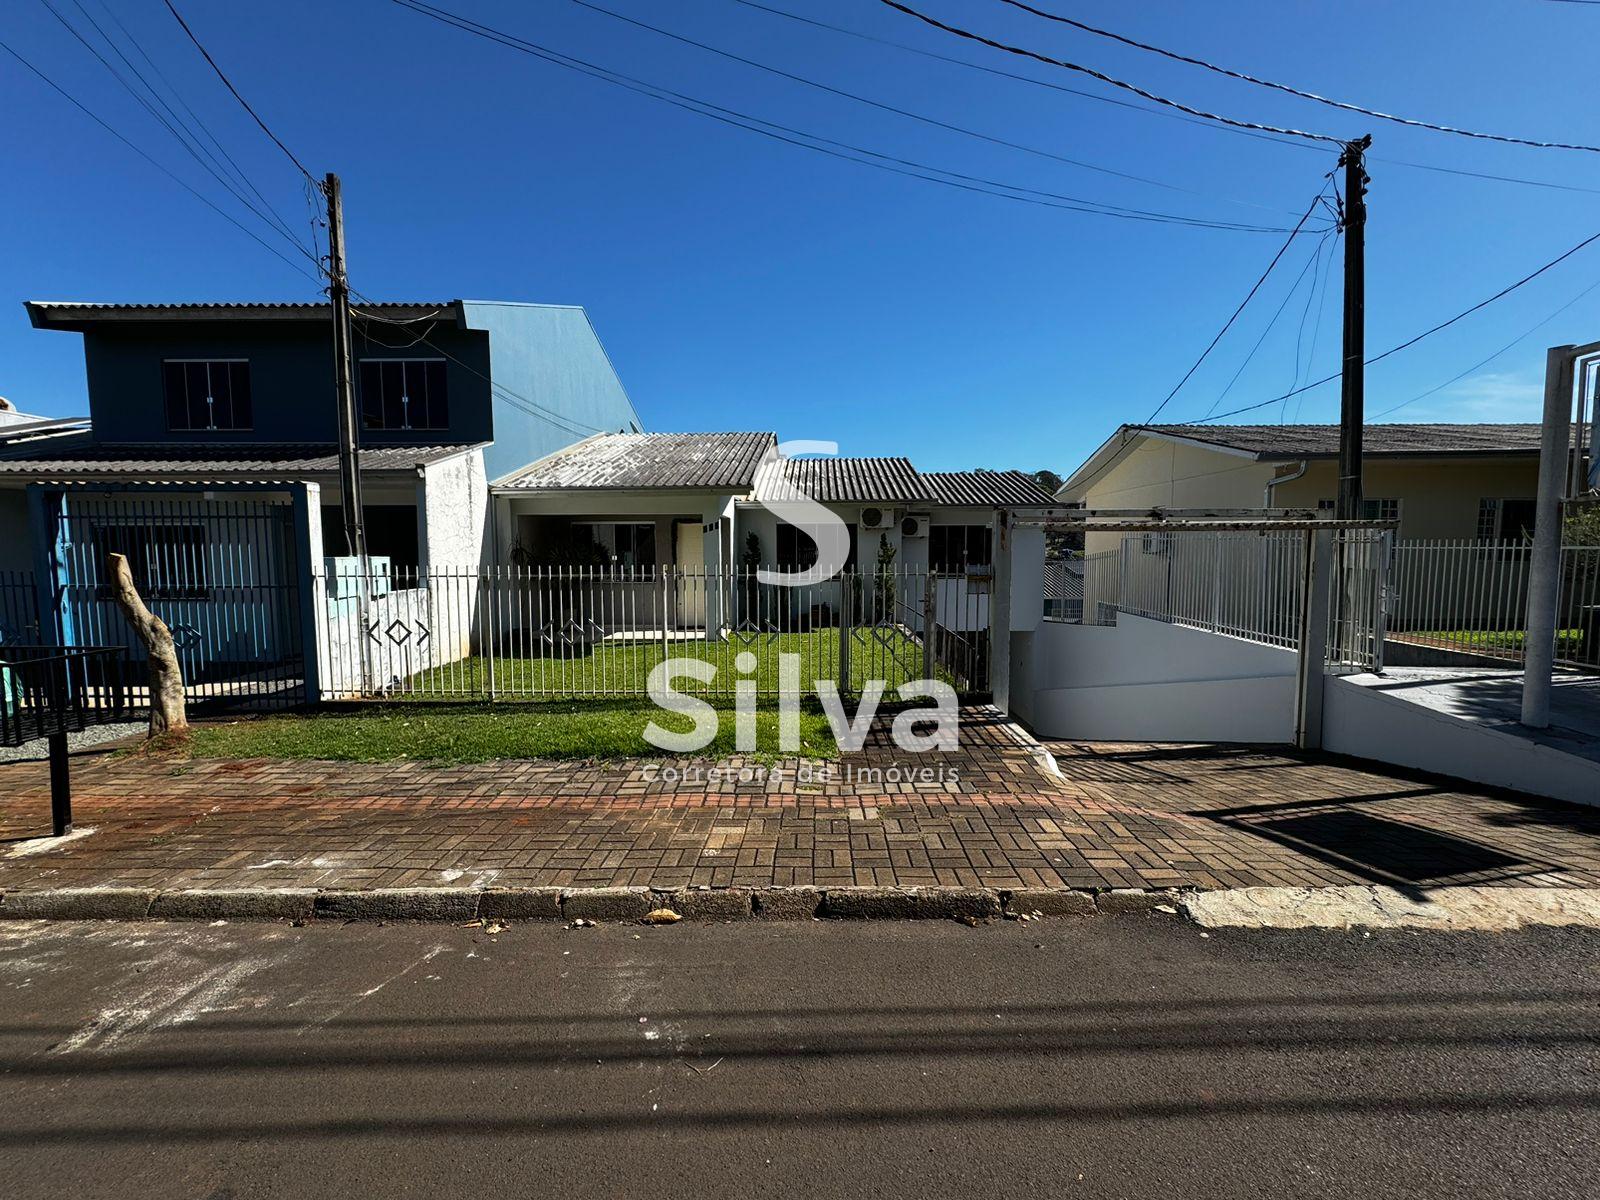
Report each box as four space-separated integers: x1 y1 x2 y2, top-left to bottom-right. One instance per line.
399 627 952 698
186 700 838 765
1400 628 1583 654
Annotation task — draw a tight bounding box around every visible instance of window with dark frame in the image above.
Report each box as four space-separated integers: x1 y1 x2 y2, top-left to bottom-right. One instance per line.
1477 497 1538 542
163 360 252 431
929 524 993 572
358 359 449 431
775 523 819 571
91 523 210 599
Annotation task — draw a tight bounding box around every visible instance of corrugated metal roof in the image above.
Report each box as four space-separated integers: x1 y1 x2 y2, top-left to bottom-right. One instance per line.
26 301 457 329
773 457 930 503
1146 423 1544 459
494 432 776 491
921 470 1057 507
0 440 480 479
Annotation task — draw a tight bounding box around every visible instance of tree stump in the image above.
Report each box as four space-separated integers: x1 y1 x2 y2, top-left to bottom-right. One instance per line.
105 551 188 736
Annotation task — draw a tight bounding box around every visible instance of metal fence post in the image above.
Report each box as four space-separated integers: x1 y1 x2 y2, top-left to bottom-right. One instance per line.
922 571 936 682
839 574 851 695
1294 528 1333 749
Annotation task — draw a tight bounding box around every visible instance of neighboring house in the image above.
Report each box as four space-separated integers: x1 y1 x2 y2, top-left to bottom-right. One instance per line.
1059 423 1543 552
0 299 638 703
491 431 1054 634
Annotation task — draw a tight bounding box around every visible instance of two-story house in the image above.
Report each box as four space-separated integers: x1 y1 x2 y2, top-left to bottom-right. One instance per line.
0 299 640 705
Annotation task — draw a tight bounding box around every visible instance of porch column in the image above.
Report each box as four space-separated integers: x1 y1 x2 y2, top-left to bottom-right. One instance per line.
701 495 734 638
290 483 325 704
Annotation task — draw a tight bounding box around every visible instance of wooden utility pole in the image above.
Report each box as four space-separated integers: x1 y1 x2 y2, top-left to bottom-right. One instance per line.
1335 137 1371 520
325 172 366 566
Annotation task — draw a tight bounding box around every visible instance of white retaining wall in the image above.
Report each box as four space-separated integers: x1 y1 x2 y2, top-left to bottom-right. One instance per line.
1012 613 1298 743
1322 675 1600 808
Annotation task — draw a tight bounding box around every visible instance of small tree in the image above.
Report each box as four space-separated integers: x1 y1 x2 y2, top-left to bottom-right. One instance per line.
872 532 897 621
1565 503 1600 547
740 532 762 623
106 551 188 738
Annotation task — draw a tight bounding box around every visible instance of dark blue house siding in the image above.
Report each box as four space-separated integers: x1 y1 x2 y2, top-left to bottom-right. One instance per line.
82 322 494 447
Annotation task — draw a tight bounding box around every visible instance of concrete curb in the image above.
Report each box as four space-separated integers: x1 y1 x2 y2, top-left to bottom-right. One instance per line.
0 884 1186 923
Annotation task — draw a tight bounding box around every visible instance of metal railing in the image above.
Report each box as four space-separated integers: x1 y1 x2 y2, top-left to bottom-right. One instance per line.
315 564 992 701
1047 529 1388 672
1387 541 1600 670
0 645 130 746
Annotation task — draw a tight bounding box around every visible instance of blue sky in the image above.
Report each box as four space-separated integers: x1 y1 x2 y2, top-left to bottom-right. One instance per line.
3 0 1599 474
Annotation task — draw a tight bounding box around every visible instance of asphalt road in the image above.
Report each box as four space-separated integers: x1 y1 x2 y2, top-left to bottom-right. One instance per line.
0 917 1596 1200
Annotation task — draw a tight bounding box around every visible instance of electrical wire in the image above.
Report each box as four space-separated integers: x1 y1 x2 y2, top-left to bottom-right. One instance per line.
1192 228 1332 421
0 35 320 283
1139 184 1332 427
350 300 611 438
1369 275 1600 419
36 0 316 261
1281 232 1334 422
998 0 1600 154
159 0 322 187
387 0 1304 232
1182 228 1600 424
732 0 1600 198
571 0 1292 215
875 0 1345 144
85 0 307 241
1290 231 1339 422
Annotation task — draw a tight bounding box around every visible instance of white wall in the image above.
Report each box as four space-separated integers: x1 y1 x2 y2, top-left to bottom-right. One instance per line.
1015 613 1298 742
1322 675 1600 808
419 449 488 570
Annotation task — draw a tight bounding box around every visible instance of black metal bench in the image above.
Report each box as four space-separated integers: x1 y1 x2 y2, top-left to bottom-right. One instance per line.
0 647 130 837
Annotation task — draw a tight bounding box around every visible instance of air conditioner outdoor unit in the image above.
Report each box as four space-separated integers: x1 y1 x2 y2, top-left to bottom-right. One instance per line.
900 514 930 538
860 506 894 531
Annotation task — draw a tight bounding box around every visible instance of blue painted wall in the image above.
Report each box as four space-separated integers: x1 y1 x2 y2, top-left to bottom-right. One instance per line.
460 301 643 481
80 320 493 447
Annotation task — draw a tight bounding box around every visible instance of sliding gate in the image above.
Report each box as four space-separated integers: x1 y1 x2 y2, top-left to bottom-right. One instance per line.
46 493 308 710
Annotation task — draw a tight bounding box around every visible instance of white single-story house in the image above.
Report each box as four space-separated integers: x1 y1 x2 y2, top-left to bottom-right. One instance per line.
489 431 1054 634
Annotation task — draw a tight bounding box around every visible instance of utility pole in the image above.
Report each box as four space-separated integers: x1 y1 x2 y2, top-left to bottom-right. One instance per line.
1335 136 1372 521
325 172 366 569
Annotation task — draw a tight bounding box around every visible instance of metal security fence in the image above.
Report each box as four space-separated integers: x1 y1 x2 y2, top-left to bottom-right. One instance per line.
1387 541 1600 670
317 565 991 701
1052 528 1389 672
49 495 308 710
0 570 41 645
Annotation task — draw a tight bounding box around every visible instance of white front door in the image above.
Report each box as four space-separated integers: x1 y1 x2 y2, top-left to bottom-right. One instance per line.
674 519 706 627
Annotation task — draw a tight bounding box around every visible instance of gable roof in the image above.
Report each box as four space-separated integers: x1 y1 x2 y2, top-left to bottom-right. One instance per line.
1142 423 1544 459
494 432 776 491
1060 421 1548 500
773 457 930 503
921 470 1056 507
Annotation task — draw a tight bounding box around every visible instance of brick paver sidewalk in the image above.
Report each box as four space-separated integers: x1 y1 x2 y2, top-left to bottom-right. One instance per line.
1 708 1597 895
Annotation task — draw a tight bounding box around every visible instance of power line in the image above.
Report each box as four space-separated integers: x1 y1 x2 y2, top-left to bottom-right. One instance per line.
0 35 320 283
1369 275 1600 419
84 0 308 239
875 0 1344 144
350 301 610 438
158 0 321 187
35 0 315 261
1193 228 1333 421
1139 185 1332 427
1181 227 1600 424
998 0 1600 154
732 0 1600 198
387 0 1303 233
572 0 1290 215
